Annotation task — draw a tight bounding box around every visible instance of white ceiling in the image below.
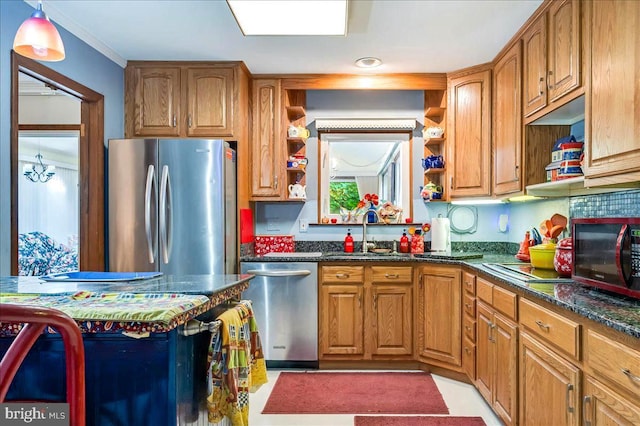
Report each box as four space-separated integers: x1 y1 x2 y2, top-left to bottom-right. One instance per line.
34 0 543 73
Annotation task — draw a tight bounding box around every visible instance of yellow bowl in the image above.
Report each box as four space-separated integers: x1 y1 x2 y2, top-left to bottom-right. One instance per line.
529 243 556 270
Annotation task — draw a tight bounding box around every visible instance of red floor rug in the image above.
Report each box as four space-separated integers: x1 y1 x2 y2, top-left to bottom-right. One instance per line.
262 372 449 415
354 416 486 426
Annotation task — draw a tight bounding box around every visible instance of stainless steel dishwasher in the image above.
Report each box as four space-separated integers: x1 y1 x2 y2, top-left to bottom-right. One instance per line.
240 261 318 368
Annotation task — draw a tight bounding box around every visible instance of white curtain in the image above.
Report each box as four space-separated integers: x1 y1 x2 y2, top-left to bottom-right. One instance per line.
355 176 379 199
18 161 79 249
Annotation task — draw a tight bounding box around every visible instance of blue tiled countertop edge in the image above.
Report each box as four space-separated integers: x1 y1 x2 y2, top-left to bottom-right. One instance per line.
241 253 640 339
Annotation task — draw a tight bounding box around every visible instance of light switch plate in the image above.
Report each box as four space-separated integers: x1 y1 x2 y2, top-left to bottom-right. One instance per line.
299 219 309 233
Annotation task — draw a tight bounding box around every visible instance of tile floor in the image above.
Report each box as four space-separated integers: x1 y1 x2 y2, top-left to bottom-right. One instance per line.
248 370 504 426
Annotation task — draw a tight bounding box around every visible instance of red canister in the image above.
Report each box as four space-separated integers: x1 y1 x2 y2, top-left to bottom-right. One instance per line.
554 237 573 277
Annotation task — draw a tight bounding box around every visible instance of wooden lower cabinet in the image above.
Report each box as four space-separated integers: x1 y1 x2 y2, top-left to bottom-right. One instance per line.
583 375 640 426
416 265 462 369
319 264 412 360
320 283 364 357
476 299 518 426
519 332 581 426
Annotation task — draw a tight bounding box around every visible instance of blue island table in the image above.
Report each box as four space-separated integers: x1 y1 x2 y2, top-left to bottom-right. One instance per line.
0 274 253 426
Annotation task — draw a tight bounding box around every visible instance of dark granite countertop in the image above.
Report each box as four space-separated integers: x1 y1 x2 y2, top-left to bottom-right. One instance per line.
241 252 640 339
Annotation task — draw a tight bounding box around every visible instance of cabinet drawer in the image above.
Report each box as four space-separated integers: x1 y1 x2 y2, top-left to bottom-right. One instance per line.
476 277 493 304
463 314 476 342
519 298 580 359
493 286 517 321
586 330 640 397
462 338 476 381
370 266 412 283
463 272 476 295
321 266 364 283
462 294 476 318
463 294 476 317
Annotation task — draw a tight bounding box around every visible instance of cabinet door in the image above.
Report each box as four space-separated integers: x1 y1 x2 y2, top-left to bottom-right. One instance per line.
416 266 461 367
583 375 640 426
319 284 364 357
475 301 494 403
547 0 581 103
369 284 412 357
448 69 492 197
130 66 181 137
186 67 234 137
520 332 581 426
250 79 283 198
523 15 547 117
493 313 518 426
493 41 523 196
583 0 640 180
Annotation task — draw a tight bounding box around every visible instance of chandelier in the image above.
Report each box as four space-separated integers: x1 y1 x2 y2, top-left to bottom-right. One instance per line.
23 153 56 183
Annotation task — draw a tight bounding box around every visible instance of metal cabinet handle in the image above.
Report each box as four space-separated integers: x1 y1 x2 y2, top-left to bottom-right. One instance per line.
535 320 550 331
188 114 192 128
419 274 423 289
274 175 278 189
566 383 574 413
465 347 471 354
465 325 471 332
373 294 377 310
538 76 544 95
358 292 362 308
622 368 640 382
336 273 350 279
385 273 399 279
465 303 472 309
583 395 592 426
172 115 177 127
488 322 495 342
547 70 554 89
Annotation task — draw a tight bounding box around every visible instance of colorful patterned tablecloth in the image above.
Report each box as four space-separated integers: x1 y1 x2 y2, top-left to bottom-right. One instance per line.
0 291 213 335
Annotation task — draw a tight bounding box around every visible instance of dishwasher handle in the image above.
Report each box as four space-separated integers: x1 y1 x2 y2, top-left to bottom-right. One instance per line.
246 269 312 277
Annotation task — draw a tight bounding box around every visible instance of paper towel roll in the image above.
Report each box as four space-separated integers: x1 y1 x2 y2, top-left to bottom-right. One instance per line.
431 217 451 252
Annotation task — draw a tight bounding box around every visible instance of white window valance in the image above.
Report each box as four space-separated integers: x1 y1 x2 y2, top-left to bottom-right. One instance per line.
315 119 416 131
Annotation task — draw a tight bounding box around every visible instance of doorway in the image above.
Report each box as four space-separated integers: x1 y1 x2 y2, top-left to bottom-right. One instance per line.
11 51 105 275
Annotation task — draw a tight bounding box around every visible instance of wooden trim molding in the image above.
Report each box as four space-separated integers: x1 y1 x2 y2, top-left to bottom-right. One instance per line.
250 73 448 90
11 51 105 274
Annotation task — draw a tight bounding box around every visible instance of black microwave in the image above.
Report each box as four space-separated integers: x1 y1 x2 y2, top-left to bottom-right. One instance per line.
572 218 640 299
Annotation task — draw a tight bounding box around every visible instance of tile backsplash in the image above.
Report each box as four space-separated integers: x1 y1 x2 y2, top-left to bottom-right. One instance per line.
570 189 640 219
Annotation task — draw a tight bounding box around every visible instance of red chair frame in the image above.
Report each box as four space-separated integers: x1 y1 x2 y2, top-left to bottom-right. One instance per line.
0 304 85 426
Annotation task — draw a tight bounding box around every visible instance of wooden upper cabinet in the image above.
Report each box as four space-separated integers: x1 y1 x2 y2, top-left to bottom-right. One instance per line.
583 0 640 182
125 62 247 140
128 66 182 137
523 0 581 119
522 15 547 117
250 79 283 199
185 67 234 137
493 41 523 196
447 67 492 198
547 0 581 103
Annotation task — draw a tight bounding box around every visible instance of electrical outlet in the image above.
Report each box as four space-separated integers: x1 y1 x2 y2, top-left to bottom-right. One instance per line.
299 219 309 233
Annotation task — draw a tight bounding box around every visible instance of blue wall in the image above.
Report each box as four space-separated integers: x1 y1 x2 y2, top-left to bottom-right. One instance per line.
0 0 124 275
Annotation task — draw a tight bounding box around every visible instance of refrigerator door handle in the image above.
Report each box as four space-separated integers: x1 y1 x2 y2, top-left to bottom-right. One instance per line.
144 164 156 264
159 165 173 264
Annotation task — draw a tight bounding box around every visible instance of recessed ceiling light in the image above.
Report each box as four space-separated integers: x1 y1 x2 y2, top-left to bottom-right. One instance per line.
355 57 382 68
227 0 348 36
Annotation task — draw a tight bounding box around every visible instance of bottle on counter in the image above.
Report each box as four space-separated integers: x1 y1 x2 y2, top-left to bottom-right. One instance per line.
344 228 354 253
411 229 424 254
399 229 410 253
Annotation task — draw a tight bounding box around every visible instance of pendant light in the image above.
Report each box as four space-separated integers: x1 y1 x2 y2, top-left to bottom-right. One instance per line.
13 1 65 62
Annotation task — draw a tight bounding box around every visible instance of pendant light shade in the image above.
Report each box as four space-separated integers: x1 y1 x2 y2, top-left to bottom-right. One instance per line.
13 1 65 62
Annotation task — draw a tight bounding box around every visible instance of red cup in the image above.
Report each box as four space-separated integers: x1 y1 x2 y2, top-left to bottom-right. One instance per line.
405 218 413 223
330 218 338 224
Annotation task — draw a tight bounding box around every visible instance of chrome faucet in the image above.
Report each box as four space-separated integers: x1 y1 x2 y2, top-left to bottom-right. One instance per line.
362 220 369 253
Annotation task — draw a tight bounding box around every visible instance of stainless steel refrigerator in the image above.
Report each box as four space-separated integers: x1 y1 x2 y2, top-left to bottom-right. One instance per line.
108 138 236 275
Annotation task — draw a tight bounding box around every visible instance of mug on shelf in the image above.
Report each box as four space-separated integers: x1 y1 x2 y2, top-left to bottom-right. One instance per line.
288 125 310 139
424 126 444 138
422 155 444 169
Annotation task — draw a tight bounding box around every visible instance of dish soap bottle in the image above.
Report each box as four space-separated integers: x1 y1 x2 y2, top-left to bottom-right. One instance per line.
399 229 409 253
344 228 354 253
